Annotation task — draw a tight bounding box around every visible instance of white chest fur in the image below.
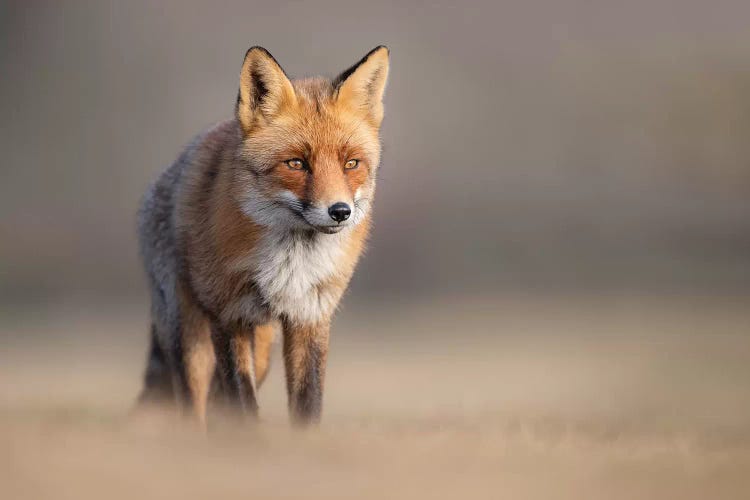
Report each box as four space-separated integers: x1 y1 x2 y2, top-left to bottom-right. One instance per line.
250 229 350 324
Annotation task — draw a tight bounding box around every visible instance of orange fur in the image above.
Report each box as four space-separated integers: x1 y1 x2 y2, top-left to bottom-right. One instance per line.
253 323 277 387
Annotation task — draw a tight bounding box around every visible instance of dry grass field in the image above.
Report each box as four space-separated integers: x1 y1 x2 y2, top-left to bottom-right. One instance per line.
1 293 749 499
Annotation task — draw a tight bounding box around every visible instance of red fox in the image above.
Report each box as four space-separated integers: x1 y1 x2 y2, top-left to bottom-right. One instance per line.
136 46 389 426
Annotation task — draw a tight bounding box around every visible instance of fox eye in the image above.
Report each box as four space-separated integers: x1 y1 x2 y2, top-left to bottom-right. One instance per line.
344 159 359 170
285 159 306 170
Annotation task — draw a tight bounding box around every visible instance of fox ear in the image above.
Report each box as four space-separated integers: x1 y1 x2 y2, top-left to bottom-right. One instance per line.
236 47 296 132
334 46 390 126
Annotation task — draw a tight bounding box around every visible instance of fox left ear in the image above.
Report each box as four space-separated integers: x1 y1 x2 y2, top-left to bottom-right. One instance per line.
334 46 390 127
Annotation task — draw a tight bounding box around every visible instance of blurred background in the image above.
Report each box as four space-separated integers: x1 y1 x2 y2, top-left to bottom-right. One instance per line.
2 2 750 499
3 0 750 301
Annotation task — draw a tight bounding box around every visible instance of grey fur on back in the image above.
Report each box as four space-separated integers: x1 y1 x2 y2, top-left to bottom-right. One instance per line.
137 134 203 357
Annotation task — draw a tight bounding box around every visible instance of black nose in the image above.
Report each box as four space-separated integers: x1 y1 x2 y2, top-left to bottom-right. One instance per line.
328 202 351 222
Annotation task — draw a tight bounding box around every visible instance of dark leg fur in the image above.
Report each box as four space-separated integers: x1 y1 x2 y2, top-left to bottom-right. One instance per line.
137 324 175 406
211 323 259 417
282 319 329 426
207 323 274 412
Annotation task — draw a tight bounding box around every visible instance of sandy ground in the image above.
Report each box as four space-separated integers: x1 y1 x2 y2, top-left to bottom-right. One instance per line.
1 294 749 499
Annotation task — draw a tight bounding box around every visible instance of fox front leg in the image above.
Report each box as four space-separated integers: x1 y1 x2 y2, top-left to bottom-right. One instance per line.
282 319 330 426
210 323 259 418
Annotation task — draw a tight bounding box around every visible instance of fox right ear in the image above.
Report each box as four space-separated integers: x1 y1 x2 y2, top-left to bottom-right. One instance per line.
236 47 296 132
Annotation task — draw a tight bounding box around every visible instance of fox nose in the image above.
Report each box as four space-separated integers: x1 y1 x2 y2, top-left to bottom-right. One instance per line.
328 202 351 222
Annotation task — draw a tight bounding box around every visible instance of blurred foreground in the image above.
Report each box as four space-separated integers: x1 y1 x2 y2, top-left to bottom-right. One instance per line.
1 293 749 499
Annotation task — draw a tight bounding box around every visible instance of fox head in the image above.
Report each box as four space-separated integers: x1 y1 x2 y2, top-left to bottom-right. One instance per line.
233 46 389 234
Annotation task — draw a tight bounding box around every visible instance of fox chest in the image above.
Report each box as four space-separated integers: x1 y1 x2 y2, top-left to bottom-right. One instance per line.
225 231 351 325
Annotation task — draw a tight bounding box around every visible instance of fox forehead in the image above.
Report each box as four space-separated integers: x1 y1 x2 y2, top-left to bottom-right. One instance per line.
244 77 381 169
